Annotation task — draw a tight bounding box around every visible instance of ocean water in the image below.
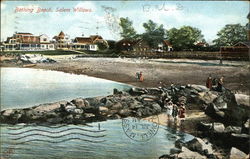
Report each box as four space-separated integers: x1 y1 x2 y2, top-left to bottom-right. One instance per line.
0 67 131 109
1 120 193 159
0 67 194 159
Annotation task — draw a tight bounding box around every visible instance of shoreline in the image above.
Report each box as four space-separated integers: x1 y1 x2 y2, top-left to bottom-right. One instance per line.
2 56 248 94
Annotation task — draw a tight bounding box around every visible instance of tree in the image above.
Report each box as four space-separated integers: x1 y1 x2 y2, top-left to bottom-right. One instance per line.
106 40 116 50
167 26 204 51
213 24 247 47
95 41 109 50
142 20 166 48
119 17 137 40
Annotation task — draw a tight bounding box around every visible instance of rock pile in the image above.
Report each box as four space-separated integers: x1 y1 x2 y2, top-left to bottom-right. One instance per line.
159 137 248 159
19 54 56 64
0 89 163 124
0 53 56 65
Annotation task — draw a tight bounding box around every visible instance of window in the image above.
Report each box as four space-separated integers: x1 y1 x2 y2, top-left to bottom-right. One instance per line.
21 44 29 47
43 38 47 41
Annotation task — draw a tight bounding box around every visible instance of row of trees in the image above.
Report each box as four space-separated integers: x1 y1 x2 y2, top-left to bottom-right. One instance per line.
119 17 248 51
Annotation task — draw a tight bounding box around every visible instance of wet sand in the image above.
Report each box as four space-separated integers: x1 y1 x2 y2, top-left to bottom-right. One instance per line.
35 56 250 95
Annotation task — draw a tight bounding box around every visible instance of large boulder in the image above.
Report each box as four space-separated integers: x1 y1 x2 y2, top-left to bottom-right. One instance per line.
212 122 225 133
71 98 88 108
198 91 218 105
99 106 109 116
225 94 250 125
197 122 213 132
159 154 176 159
129 87 148 96
118 109 132 117
33 102 64 113
230 133 250 153
141 95 159 102
151 103 162 113
85 98 101 107
0 109 23 124
146 88 163 95
229 147 247 159
185 137 214 156
129 100 144 109
111 102 123 110
178 147 207 159
1 109 16 116
158 154 176 159
65 105 77 113
205 103 225 119
224 126 242 134
213 95 228 110
235 94 250 107
190 84 209 92
82 106 99 114
136 107 154 117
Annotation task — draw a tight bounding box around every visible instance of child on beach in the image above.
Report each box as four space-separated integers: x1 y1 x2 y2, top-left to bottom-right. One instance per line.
165 99 173 122
178 103 186 130
172 104 179 124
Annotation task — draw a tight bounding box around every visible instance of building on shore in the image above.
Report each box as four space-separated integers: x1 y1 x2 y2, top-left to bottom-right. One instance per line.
115 39 137 52
163 40 173 52
220 42 250 60
52 31 71 50
1 32 54 51
1 31 108 52
71 35 107 51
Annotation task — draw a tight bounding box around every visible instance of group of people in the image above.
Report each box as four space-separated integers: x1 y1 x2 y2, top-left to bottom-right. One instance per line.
164 98 186 127
135 72 144 82
206 74 225 92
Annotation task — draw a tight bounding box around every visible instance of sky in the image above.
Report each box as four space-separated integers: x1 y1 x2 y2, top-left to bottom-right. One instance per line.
1 1 249 44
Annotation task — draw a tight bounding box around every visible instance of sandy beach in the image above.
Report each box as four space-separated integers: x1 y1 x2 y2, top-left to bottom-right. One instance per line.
34 56 250 95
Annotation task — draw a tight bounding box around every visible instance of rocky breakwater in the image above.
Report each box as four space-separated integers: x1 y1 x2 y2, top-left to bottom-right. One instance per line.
0 88 163 125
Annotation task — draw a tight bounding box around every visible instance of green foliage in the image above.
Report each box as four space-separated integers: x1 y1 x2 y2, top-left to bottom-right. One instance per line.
212 24 247 47
96 41 109 50
142 20 166 48
167 26 204 51
119 17 137 40
106 40 116 50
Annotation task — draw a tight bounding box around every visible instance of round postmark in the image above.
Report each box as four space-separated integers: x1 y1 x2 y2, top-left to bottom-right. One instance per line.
122 115 159 142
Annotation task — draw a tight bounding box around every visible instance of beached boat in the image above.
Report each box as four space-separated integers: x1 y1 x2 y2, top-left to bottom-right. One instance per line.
23 64 37 67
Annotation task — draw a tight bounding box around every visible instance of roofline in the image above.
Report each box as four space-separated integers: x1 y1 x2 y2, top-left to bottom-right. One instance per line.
234 42 250 48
